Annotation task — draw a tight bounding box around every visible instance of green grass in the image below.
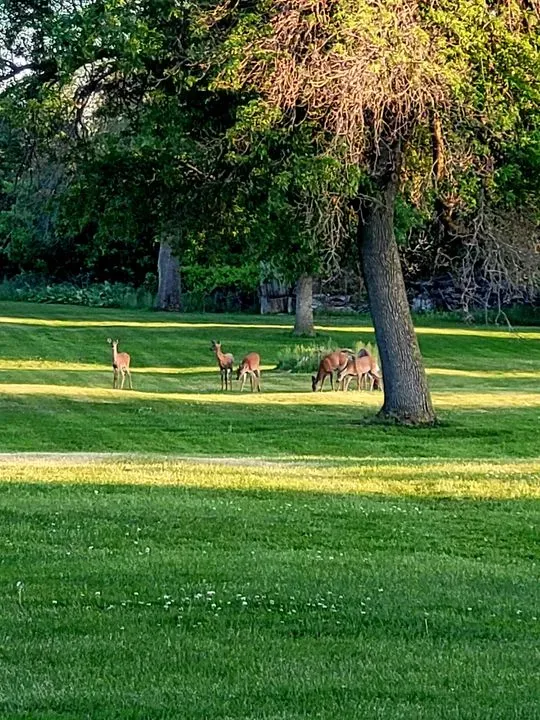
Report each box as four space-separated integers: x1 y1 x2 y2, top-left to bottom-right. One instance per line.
0 302 539 719
1 301 540 457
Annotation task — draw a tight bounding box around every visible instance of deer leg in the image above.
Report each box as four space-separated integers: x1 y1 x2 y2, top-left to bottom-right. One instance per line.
120 370 125 390
240 373 247 391
256 370 261 392
126 370 133 390
113 369 119 389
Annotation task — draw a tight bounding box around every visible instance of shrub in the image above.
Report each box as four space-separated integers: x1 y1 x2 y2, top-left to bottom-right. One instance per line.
0 277 153 309
276 338 378 373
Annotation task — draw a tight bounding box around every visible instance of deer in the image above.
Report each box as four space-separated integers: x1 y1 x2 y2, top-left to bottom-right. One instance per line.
337 348 382 392
236 352 261 392
311 349 353 392
107 338 132 390
211 340 234 391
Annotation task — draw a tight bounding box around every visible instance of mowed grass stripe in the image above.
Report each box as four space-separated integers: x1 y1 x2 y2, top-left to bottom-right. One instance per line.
2 357 540 381
2 381 540 411
0 458 538 499
2 310 540 339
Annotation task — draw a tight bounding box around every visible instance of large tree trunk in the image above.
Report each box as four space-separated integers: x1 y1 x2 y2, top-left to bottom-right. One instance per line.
155 241 181 311
293 274 315 336
357 178 435 425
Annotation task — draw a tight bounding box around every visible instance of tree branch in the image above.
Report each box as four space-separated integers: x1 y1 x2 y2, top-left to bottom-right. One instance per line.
0 59 34 83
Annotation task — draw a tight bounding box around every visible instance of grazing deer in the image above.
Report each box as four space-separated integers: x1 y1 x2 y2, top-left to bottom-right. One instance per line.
337 349 382 392
311 350 353 392
236 352 261 392
107 338 132 390
211 340 234 391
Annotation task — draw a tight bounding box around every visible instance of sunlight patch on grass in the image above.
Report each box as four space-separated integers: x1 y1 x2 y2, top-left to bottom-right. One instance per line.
427 368 540 379
314 324 540 340
1 382 540 409
0 457 538 499
0 360 274 374
1 313 539 339
1 358 539 380
0 316 294 331
0 359 110 371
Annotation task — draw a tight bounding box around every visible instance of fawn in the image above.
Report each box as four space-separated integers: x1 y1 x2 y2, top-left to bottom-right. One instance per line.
311 350 352 391
211 340 234 391
107 338 132 390
337 349 382 392
236 352 261 392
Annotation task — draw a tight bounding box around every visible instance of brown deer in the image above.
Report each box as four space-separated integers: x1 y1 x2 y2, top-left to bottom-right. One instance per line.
311 350 353 392
236 352 261 392
211 340 234 391
337 349 382 392
107 338 132 390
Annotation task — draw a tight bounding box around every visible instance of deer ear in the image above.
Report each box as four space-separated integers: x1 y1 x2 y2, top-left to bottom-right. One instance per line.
107 338 112 343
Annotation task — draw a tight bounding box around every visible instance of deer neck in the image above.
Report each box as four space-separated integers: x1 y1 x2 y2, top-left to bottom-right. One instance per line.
216 349 226 366
111 345 118 365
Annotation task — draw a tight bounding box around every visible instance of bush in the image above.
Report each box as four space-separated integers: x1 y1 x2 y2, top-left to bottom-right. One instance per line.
0 277 153 309
276 338 378 373
182 288 258 313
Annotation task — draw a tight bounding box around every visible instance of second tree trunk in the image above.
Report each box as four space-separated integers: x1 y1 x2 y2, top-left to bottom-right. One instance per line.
293 274 315 336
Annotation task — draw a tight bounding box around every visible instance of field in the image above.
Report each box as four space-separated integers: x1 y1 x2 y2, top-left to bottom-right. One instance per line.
0 302 539 719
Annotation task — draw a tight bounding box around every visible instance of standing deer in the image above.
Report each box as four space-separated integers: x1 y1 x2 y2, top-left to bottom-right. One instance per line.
337 349 382 392
107 338 133 390
236 352 261 392
311 350 353 392
211 340 234 391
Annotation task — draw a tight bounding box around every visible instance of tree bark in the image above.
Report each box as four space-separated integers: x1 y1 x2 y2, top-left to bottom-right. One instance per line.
293 274 315 336
357 178 436 425
155 241 181 311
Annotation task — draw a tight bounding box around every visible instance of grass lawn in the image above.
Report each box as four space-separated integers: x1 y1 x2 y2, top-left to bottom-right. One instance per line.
0 302 539 719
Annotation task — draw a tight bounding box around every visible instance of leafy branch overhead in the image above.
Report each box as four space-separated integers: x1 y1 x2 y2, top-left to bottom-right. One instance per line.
216 0 540 202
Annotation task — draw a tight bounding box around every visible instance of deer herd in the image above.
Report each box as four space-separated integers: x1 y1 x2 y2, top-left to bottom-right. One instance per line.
107 338 382 394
